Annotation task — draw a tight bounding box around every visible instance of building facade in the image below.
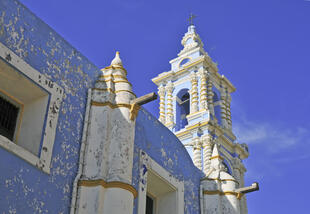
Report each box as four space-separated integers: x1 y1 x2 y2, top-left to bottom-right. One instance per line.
0 0 257 213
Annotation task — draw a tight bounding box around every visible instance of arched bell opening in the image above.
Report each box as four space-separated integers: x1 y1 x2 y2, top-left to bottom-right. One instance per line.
213 92 222 124
175 89 190 131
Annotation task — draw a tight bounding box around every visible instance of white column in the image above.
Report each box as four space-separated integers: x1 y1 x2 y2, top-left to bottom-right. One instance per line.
193 138 202 170
207 76 215 116
190 72 199 113
226 93 232 129
198 69 208 110
220 89 228 128
158 85 166 123
202 134 213 174
165 82 174 127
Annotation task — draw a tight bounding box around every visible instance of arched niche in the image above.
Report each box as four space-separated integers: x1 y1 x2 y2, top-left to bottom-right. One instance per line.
175 89 190 131
213 91 222 125
178 57 191 68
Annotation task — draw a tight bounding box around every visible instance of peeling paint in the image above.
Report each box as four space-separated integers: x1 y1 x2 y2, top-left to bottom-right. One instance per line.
133 108 204 214
0 0 99 213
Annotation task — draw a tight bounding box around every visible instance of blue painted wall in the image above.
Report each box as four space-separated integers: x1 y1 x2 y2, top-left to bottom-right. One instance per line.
133 108 204 214
0 0 99 213
0 1 204 214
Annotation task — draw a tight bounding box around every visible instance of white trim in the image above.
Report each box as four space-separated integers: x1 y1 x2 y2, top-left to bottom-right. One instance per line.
138 151 184 214
70 89 92 214
0 135 40 166
0 42 63 174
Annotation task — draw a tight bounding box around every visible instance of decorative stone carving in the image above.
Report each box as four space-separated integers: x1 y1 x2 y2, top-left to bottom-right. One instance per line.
179 25 204 55
207 78 215 116
198 69 208 110
220 88 228 128
202 134 213 174
158 85 166 123
190 72 199 113
226 93 232 128
165 82 174 126
192 137 202 170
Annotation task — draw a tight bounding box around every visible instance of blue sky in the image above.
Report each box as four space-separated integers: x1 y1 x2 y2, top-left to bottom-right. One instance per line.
19 0 310 213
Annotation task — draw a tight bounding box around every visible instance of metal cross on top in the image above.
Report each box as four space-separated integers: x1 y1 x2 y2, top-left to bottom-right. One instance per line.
188 13 197 25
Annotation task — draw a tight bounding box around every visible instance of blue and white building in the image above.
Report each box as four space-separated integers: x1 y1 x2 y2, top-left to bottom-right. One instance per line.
0 0 257 213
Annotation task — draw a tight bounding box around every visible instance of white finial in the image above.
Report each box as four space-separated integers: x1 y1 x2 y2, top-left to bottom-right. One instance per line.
111 51 123 67
188 25 196 33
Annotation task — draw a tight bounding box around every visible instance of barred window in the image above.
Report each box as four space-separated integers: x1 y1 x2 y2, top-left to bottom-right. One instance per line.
0 44 63 173
0 96 19 141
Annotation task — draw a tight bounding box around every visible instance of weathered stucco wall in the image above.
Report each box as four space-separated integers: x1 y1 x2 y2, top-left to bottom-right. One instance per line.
0 0 100 213
133 108 204 214
0 1 204 213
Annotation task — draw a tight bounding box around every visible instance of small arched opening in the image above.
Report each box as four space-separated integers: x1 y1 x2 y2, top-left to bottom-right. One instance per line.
175 89 190 131
213 92 222 124
179 58 191 68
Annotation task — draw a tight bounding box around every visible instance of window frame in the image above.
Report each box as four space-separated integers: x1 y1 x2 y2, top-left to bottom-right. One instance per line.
137 151 184 214
0 42 63 174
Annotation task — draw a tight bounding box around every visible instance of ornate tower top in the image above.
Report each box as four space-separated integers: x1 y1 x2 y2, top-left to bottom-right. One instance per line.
152 22 255 214
151 23 248 175
179 24 204 57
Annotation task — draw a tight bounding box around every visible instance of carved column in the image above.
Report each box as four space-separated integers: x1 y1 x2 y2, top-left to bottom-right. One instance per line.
198 69 208 110
202 134 213 174
220 89 228 128
158 85 166 123
193 138 202 170
165 82 174 126
226 93 232 128
190 72 199 113
207 76 215 116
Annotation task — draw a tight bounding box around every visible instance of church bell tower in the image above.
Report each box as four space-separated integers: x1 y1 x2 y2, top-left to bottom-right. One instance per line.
152 23 252 213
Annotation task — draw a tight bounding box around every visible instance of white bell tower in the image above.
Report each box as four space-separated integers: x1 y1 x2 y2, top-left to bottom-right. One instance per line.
152 23 254 213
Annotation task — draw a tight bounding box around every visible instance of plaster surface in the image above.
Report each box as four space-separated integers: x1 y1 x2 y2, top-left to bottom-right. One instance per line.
133 108 204 214
0 0 99 212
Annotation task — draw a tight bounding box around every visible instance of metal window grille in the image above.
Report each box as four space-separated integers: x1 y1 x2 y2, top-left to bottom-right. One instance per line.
0 96 19 141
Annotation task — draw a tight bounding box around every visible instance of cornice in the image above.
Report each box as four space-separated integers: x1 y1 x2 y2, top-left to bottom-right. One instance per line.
203 190 243 200
101 65 127 75
152 57 205 85
78 179 137 198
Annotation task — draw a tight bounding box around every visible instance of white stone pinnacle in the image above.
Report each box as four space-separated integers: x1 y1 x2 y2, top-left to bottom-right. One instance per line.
210 144 224 171
111 51 123 67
